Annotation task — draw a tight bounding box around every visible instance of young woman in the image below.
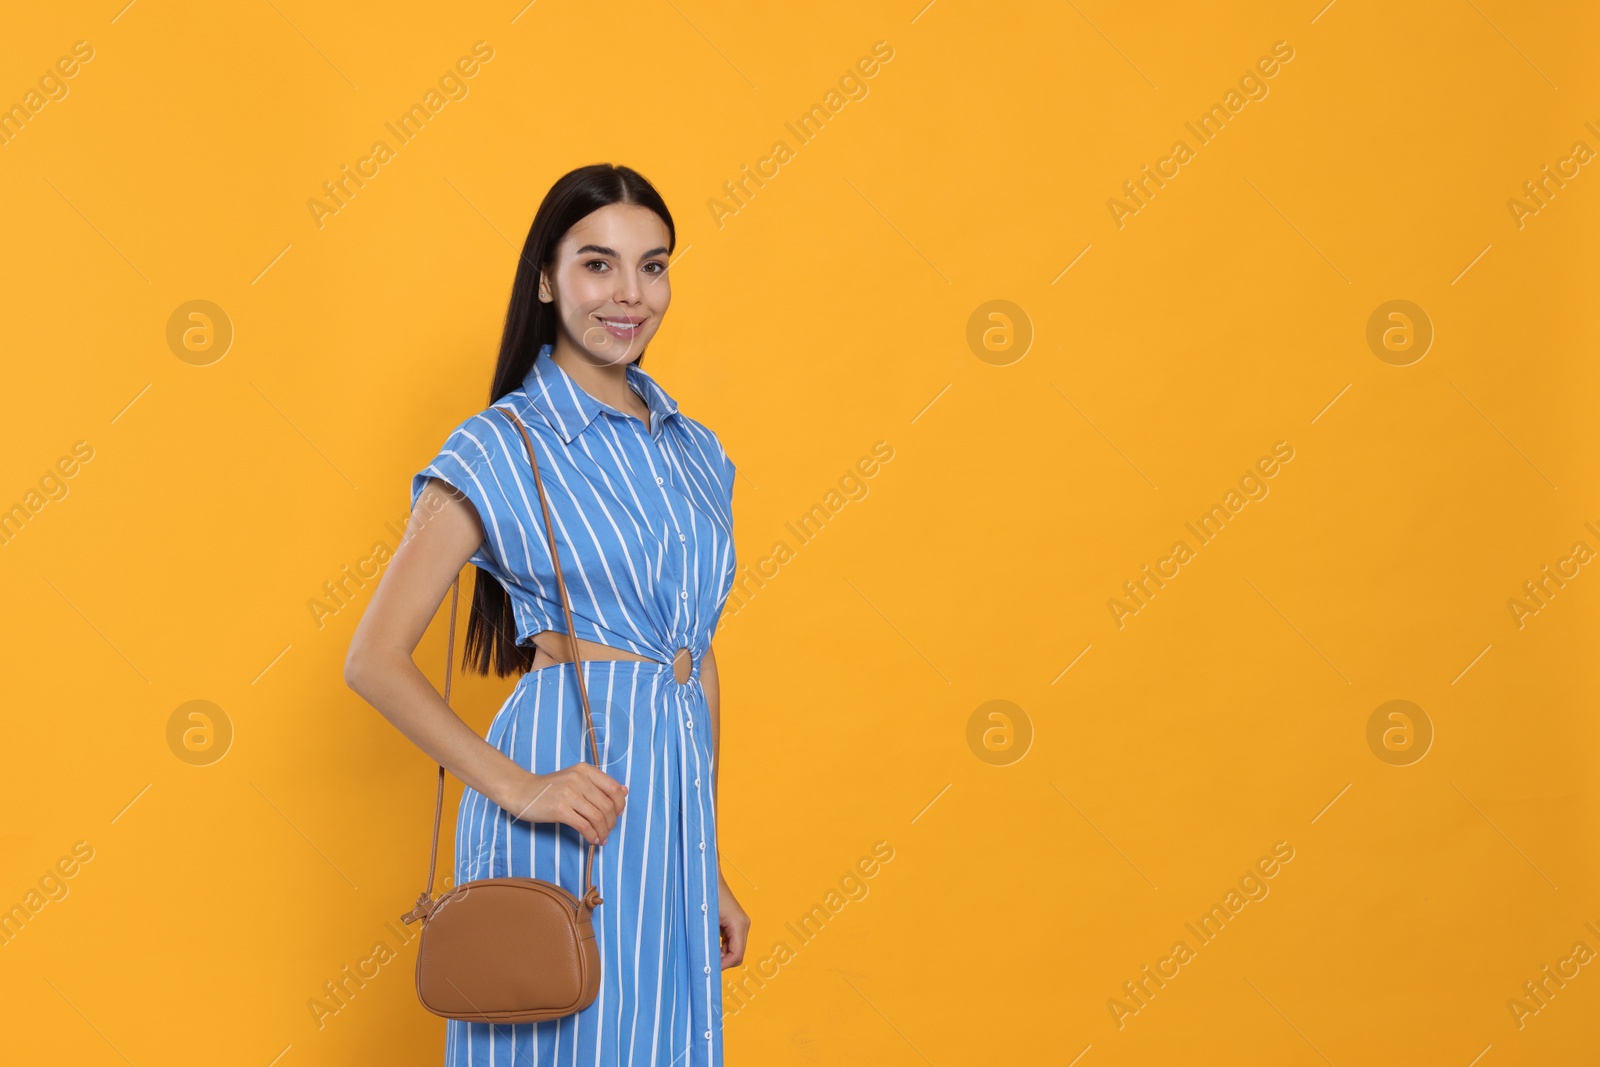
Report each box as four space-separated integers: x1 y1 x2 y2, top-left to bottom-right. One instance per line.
345 163 748 1066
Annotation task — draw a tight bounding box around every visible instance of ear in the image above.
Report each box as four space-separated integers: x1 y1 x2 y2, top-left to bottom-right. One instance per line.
537 269 553 303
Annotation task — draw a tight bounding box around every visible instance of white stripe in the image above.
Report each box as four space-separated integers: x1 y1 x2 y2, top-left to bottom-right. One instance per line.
429 350 732 1065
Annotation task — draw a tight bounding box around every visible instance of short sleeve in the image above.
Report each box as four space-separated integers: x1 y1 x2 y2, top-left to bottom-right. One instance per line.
712 430 736 503
410 410 561 639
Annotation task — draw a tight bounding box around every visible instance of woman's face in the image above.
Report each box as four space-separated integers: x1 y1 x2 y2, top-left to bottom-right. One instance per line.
540 202 672 366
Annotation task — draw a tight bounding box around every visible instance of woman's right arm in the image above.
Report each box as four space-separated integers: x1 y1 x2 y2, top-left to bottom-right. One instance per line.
343 478 625 845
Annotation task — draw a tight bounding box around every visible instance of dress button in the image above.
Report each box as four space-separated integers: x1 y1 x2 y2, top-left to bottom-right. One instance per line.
701 903 707 913
656 476 664 485
686 717 693 728
694 778 701 787
704 965 711 974
680 590 688 599
698 841 705 851
678 533 686 542
705 1031 712 1040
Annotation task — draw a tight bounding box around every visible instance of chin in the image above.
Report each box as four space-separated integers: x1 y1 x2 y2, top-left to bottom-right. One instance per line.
587 343 643 366
591 337 654 364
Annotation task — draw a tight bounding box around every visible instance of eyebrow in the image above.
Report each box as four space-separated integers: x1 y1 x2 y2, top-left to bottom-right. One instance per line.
574 244 670 260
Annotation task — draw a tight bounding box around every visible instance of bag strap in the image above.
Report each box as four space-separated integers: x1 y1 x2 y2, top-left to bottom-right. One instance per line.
497 405 603 903
405 406 603 925
416 575 460 908
405 580 459 924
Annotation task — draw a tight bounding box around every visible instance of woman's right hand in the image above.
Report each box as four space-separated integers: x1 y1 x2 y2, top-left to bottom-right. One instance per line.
504 765 628 845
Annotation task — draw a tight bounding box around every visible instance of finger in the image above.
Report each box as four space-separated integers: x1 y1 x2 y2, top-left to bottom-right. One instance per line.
721 920 746 968
567 800 605 844
594 776 624 808
587 793 619 837
583 763 629 799
565 811 599 844
582 783 620 823
729 916 748 959
595 776 626 813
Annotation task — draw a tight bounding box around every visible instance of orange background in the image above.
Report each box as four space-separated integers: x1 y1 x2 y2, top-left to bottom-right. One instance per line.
2 1 1597 1064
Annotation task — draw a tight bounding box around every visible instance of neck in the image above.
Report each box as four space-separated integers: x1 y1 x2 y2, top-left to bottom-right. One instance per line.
550 338 642 414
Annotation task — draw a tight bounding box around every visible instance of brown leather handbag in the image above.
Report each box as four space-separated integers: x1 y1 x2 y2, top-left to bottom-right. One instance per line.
400 405 604 1024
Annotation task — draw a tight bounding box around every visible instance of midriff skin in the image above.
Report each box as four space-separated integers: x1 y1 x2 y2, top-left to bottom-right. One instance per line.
528 631 655 671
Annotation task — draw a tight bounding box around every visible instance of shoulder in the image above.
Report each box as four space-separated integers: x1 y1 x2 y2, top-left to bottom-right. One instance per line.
415 398 545 509
671 411 734 473
432 391 555 462
430 407 517 468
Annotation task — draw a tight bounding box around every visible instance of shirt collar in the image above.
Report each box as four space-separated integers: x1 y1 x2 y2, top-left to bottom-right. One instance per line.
521 342 680 443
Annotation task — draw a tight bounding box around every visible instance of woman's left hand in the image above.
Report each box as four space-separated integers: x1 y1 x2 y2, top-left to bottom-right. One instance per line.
718 876 750 969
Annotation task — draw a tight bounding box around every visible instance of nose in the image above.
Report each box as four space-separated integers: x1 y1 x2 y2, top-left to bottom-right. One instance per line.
612 269 643 306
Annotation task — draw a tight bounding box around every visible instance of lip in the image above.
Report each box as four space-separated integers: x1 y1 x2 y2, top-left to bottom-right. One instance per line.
596 315 647 339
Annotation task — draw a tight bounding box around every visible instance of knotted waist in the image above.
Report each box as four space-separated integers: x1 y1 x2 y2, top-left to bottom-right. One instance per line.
525 641 701 685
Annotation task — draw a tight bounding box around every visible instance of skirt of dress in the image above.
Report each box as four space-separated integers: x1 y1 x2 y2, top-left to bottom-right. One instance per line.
444 659 724 1067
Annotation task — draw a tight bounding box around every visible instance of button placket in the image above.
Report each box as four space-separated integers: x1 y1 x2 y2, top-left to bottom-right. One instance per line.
644 465 688 621
627 437 681 579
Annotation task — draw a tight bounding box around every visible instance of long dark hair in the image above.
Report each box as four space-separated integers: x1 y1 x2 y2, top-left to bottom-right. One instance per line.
465 163 676 677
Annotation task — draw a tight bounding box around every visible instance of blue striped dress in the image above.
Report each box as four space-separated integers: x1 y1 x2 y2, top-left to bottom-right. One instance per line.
411 342 736 1066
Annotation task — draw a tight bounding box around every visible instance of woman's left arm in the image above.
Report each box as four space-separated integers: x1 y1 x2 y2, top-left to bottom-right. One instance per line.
703 643 750 968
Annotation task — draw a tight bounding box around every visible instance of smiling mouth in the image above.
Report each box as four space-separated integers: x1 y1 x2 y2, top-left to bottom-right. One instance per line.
597 316 645 333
